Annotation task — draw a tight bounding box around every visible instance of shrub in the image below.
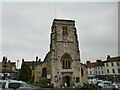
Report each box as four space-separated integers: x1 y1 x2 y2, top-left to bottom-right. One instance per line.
70 82 75 88
81 83 98 90
36 78 54 88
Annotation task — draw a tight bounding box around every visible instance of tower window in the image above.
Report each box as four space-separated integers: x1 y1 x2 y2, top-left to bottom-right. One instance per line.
81 68 84 77
61 53 72 69
62 26 68 40
63 59 71 69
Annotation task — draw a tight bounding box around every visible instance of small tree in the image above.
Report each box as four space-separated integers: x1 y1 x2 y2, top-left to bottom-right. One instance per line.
19 62 32 82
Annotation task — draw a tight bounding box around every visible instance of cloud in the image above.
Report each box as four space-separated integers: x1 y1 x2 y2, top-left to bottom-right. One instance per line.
1 2 118 64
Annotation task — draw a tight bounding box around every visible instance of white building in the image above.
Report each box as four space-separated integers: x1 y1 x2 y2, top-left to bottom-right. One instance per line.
87 61 96 79
104 55 120 82
86 55 120 82
94 60 106 80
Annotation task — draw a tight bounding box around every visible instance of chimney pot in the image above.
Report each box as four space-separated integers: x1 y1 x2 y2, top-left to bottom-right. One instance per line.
86 61 90 64
107 55 110 60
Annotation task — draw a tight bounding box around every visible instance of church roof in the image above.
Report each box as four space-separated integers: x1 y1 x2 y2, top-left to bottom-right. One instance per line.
44 51 51 62
23 61 33 66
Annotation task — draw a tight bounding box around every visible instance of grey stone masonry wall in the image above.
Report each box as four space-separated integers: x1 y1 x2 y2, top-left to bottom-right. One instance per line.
50 19 82 86
34 19 88 86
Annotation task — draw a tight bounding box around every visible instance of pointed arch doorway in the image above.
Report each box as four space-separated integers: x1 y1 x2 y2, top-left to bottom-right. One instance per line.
63 76 71 87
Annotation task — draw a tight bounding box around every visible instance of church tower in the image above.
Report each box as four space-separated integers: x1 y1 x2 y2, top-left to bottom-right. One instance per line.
34 19 88 87
50 19 80 61
50 19 82 87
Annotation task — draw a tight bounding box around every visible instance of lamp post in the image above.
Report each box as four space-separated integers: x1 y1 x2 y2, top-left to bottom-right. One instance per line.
114 75 116 82
17 60 19 80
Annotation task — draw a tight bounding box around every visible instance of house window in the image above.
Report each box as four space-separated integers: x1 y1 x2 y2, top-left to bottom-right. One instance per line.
112 69 115 73
106 63 108 67
76 77 80 83
111 63 114 66
116 62 119 66
107 69 109 73
118 69 120 73
102 71 103 74
101 67 103 69
99 71 100 74
42 68 47 78
90 71 92 74
61 53 72 69
96 71 97 74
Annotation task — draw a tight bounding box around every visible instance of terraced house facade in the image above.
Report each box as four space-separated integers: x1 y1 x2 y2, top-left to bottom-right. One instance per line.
87 55 120 82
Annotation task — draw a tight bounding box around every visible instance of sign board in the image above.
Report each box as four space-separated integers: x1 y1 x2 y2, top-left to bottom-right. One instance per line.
47 75 51 79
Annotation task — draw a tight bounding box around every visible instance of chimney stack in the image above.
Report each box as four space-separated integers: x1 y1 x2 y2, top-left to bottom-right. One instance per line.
86 61 90 64
36 56 38 62
96 60 102 62
107 55 110 60
22 59 24 62
39 58 41 62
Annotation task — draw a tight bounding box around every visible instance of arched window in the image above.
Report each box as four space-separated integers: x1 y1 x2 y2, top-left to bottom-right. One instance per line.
61 53 72 69
42 68 47 78
81 68 84 77
68 60 70 68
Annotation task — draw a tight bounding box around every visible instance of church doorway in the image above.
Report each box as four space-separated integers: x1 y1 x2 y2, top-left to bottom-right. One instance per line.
63 76 71 87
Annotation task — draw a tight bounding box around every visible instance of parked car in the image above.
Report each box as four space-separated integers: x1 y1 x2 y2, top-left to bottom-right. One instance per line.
98 80 112 88
96 79 103 86
0 80 29 90
16 87 50 90
112 82 120 89
88 78 98 84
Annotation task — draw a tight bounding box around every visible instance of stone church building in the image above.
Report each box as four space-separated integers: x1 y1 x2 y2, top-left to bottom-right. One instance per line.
33 19 88 87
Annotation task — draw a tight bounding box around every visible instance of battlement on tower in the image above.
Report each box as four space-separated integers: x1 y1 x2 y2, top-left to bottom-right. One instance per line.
52 19 75 26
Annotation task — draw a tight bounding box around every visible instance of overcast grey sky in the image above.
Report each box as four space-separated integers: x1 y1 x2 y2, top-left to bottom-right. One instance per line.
1 2 118 66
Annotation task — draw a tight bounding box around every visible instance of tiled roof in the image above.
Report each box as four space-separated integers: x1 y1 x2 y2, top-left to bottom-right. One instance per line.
10 62 16 66
0 61 16 67
86 56 120 68
95 62 104 67
87 62 96 68
24 61 33 66
23 60 43 67
105 56 120 62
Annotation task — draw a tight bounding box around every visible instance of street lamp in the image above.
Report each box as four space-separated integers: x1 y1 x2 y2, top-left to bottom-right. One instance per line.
114 75 116 82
